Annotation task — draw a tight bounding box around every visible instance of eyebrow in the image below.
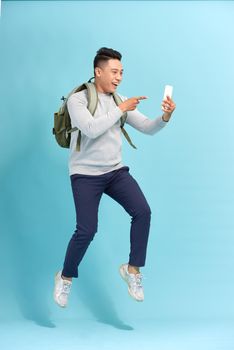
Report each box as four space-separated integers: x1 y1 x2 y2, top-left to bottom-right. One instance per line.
111 68 124 72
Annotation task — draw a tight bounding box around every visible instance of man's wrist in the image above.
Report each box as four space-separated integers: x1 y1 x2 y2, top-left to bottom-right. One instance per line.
162 113 171 122
118 105 127 113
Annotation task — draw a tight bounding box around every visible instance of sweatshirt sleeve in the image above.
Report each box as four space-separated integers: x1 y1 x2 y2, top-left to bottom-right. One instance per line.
67 93 123 139
119 94 168 135
125 108 168 135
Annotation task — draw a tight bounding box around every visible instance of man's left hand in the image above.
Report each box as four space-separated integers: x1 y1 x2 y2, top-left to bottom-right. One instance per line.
161 96 176 121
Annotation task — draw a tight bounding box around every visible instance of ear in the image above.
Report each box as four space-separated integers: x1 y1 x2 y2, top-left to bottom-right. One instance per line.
95 67 102 77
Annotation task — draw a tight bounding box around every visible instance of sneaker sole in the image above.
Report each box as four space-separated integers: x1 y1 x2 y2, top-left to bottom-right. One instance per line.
119 265 143 302
53 272 67 308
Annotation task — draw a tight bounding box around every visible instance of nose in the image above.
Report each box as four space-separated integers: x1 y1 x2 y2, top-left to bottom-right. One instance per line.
116 74 122 82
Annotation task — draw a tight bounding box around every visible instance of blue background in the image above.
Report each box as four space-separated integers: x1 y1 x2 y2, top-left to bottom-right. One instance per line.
1 1 234 349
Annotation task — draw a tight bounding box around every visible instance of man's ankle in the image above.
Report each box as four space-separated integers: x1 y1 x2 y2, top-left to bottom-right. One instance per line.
128 264 140 275
61 275 72 282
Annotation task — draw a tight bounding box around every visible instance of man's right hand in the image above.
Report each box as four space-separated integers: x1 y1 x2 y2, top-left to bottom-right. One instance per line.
118 96 148 113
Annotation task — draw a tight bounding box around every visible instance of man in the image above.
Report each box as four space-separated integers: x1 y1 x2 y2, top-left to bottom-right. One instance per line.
53 47 176 307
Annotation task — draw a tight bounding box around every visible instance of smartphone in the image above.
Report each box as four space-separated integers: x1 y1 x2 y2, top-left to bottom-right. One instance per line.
163 85 173 100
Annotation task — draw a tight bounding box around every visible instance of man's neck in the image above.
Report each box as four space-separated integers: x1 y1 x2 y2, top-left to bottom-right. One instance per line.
94 81 111 95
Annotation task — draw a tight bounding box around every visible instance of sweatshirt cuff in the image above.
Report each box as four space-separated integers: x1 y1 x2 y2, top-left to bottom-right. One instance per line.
161 115 169 123
116 106 124 117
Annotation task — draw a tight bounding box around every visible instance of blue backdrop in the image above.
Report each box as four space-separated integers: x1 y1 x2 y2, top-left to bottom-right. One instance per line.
1 1 234 349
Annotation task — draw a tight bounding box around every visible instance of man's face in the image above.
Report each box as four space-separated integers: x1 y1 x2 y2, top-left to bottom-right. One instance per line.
95 59 123 93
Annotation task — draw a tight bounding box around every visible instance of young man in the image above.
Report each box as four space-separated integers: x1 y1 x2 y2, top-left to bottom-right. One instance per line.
54 47 176 307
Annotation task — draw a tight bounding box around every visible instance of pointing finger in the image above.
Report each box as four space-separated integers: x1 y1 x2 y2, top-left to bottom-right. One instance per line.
136 96 148 101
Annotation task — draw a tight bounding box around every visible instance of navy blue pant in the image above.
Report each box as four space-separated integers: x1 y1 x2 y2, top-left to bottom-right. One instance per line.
62 166 151 278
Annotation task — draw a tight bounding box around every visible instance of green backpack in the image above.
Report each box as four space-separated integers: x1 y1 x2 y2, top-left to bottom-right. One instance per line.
53 79 137 152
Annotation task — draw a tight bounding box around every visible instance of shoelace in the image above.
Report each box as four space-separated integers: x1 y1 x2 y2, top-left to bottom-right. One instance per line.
62 282 71 294
129 273 144 288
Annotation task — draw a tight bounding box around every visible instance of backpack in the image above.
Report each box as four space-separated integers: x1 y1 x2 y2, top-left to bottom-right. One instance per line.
53 79 137 152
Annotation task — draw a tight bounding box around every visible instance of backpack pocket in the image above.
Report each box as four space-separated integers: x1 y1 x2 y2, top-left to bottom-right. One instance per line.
53 112 71 148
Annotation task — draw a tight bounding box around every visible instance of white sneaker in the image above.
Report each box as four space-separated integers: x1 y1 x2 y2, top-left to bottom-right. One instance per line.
53 270 72 308
119 263 144 302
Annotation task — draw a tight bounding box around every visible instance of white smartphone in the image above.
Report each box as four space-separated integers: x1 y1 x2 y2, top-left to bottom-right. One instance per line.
163 85 173 100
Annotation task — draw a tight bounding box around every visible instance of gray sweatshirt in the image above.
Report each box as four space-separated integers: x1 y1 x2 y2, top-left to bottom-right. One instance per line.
67 89 168 175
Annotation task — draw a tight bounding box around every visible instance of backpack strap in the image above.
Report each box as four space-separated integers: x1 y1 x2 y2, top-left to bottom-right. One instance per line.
112 92 137 149
75 82 98 151
112 93 127 126
67 82 98 151
84 82 98 115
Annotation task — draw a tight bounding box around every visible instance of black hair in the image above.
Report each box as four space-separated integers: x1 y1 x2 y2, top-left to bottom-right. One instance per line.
93 47 122 72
